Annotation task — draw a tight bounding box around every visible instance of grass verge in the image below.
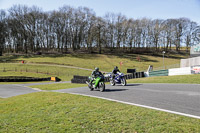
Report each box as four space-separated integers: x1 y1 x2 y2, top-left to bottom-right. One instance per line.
0 81 51 85
30 83 87 90
0 64 91 81
0 92 199 132
128 74 200 84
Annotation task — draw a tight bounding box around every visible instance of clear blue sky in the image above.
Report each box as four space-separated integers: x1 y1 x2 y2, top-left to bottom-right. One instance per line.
0 0 200 24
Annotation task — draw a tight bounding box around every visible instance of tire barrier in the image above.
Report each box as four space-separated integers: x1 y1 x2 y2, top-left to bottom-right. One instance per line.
71 79 87 84
104 77 110 82
124 72 145 79
71 75 88 84
71 72 145 84
71 75 110 84
127 69 136 73
73 75 89 80
126 68 145 79
0 76 51 82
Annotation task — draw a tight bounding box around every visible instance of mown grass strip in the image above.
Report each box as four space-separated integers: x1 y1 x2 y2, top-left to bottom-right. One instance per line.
0 92 199 132
128 74 200 84
0 81 52 85
30 83 87 90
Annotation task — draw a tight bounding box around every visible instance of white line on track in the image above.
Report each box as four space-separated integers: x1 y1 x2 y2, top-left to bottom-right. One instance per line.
62 92 200 119
13 84 42 91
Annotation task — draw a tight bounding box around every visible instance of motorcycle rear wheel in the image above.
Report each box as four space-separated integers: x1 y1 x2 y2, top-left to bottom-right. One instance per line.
110 79 115 86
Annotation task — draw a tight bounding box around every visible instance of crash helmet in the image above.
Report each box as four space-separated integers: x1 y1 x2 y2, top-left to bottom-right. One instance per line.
114 66 118 70
95 67 99 71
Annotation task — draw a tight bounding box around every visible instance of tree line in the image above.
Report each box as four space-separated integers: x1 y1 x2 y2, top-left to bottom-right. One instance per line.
0 5 200 55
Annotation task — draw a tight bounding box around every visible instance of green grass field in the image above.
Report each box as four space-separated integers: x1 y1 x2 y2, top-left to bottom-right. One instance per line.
30 83 87 90
0 53 185 81
128 74 200 84
0 92 199 133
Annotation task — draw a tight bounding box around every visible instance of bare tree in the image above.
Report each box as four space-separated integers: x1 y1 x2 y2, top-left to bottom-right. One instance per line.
115 13 126 48
184 20 198 51
0 10 7 56
150 19 164 51
1 4 200 54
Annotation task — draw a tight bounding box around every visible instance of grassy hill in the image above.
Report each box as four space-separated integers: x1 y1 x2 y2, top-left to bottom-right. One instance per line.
0 53 186 81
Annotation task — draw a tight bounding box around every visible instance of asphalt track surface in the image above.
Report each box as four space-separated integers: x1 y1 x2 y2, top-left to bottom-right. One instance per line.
53 83 200 119
0 81 70 98
0 84 39 98
1 83 200 119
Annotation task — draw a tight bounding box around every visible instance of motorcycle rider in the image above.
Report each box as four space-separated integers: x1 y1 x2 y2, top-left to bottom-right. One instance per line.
111 66 120 79
90 67 103 88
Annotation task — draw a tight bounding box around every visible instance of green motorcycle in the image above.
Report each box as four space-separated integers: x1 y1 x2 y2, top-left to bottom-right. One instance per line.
86 75 105 92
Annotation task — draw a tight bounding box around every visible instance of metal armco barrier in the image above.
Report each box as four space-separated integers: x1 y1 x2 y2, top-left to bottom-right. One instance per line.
149 69 169 77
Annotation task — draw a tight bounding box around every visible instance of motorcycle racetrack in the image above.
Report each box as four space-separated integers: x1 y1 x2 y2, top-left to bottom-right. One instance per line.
0 83 200 119
53 83 200 119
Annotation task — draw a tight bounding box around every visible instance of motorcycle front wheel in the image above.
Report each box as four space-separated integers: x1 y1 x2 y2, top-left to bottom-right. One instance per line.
86 81 94 91
121 78 127 86
99 82 105 92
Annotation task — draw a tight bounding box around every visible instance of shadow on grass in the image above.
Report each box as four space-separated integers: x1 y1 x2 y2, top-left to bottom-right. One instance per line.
151 52 189 59
0 53 98 63
114 54 158 62
11 53 100 59
68 53 100 59
0 55 20 63
114 51 189 62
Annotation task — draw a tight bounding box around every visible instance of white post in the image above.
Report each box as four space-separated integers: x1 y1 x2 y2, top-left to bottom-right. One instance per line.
162 51 165 69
